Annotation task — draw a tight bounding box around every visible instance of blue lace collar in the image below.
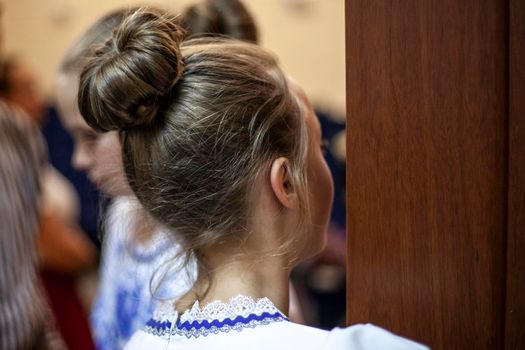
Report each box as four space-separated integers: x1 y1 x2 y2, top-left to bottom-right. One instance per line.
144 295 288 338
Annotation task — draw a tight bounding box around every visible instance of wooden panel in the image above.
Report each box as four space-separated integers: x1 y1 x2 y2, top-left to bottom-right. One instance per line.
345 0 507 348
505 0 525 348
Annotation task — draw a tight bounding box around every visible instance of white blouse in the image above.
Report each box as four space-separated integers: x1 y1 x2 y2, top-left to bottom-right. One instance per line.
92 197 196 350
125 295 428 350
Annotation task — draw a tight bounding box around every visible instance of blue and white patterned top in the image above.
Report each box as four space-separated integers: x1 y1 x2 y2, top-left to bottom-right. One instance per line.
125 295 429 350
144 295 288 339
91 197 195 350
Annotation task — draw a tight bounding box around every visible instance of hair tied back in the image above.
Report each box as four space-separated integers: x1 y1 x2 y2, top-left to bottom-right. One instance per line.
78 8 186 132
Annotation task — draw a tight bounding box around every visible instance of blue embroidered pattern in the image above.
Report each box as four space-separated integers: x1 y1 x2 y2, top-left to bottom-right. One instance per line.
144 296 288 338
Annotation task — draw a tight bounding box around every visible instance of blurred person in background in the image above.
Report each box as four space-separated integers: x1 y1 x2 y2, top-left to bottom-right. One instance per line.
0 57 43 122
181 0 258 43
57 8 195 350
0 102 64 349
0 56 97 350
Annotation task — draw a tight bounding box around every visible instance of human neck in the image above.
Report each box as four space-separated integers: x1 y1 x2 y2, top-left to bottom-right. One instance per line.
176 183 297 315
177 250 291 315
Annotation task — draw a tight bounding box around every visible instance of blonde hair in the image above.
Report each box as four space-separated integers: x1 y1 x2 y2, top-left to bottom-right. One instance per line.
78 9 310 283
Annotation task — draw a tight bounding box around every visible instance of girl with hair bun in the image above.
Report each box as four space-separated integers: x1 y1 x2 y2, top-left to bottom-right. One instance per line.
57 2 261 348
79 8 428 350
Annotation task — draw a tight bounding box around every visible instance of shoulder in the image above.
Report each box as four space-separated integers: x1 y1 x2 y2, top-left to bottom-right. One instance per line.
125 322 428 350
124 330 168 350
322 324 429 350
103 196 137 249
106 196 135 234
276 323 428 350
243 322 428 350
124 322 328 350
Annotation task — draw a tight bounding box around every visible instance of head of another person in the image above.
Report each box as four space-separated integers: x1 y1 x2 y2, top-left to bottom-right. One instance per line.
182 0 258 43
0 57 45 124
78 9 334 275
56 9 133 197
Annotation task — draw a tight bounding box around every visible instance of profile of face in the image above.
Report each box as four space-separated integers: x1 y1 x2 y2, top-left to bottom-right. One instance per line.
293 84 334 260
56 72 130 197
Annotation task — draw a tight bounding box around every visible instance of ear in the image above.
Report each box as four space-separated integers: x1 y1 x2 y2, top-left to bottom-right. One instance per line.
270 157 298 209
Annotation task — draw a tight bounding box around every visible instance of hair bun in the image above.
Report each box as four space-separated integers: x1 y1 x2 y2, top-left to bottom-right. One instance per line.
78 8 185 132
182 0 258 43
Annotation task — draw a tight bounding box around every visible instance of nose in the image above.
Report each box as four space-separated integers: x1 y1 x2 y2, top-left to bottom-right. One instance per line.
72 144 93 172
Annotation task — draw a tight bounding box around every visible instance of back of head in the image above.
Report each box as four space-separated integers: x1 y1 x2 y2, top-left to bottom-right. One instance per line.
182 0 258 43
59 7 140 75
78 8 308 274
79 9 185 131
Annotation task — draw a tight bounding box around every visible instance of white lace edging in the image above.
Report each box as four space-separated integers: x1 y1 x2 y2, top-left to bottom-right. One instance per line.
145 294 288 339
153 300 179 322
180 294 283 323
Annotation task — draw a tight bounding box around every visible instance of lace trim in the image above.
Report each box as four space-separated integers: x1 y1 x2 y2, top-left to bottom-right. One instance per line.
144 295 288 339
181 295 282 322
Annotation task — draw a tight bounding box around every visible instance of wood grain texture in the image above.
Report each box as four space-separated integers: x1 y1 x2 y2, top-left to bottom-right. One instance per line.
505 0 525 348
345 0 507 348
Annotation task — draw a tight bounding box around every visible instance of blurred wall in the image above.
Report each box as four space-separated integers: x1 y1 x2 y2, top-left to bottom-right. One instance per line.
2 0 345 117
